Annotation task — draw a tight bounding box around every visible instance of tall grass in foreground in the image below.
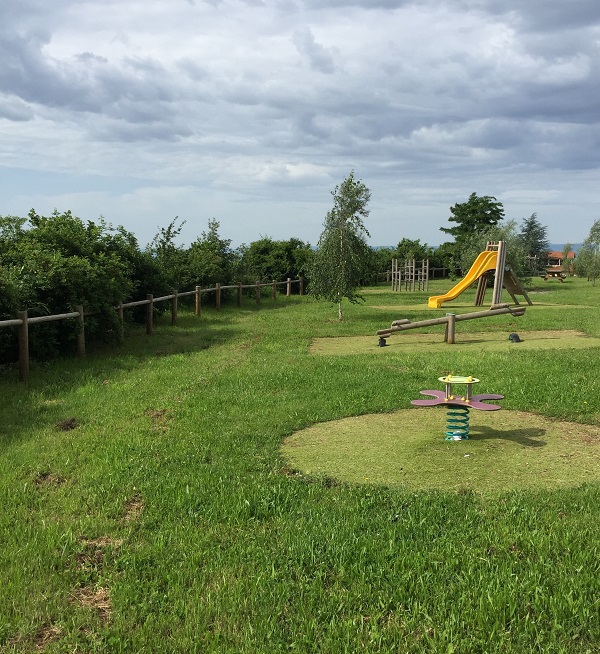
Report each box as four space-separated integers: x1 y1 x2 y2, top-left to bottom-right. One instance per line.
1 278 599 653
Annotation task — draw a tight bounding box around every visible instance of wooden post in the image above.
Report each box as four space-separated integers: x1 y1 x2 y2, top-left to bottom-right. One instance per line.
255 281 261 304
299 278 304 296
237 283 242 308
445 313 456 344
117 302 124 343
215 283 221 311
171 290 178 325
146 294 153 335
18 310 29 382
195 286 201 316
286 278 291 296
272 280 277 301
76 305 85 357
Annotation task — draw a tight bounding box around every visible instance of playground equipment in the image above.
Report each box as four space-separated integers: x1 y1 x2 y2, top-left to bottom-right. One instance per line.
391 259 430 292
428 241 532 309
376 302 525 346
411 375 503 440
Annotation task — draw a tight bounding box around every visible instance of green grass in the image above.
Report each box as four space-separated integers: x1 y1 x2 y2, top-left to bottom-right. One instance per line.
1 278 600 653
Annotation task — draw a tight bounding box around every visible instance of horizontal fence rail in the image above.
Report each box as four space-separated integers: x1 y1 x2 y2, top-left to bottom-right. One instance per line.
1 278 303 382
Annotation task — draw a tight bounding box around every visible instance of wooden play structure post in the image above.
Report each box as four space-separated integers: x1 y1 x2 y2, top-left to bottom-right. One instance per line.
475 241 531 307
391 258 429 292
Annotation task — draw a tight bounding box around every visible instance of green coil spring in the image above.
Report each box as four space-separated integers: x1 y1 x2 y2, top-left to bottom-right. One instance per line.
445 405 470 440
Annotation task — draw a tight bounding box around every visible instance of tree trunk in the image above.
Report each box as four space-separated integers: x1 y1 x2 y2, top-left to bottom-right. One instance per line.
338 301 343 321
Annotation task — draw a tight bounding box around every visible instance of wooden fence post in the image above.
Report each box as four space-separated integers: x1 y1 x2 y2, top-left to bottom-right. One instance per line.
237 283 242 308
255 282 261 304
195 286 201 316
18 310 29 382
146 295 153 335
299 277 304 296
272 280 277 301
215 283 221 311
445 313 456 344
171 290 178 325
117 302 124 342
76 305 85 357
286 278 291 296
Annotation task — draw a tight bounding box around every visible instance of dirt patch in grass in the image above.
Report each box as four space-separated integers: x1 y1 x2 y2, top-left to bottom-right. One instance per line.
123 494 144 522
281 409 600 493
144 408 171 431
309 330 600 355
56 417 79 431
8 623 64 652
71 586 112 624
34 471 66 488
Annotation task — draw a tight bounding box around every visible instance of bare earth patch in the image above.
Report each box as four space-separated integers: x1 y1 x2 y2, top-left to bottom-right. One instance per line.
309 330 600 355
71 586 112 624
8 623 64 652
144 408 171 431
281 409 600 493
34 471 66 488
56 417 79 431
123 494 144 522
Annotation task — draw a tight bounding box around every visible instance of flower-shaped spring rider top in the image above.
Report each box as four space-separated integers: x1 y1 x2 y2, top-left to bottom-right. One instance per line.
411 375 503 441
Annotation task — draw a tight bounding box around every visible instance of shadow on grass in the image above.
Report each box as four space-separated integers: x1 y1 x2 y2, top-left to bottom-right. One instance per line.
469 425 547 447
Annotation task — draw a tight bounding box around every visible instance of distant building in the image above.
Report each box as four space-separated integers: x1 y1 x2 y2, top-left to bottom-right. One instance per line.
547 250 576 274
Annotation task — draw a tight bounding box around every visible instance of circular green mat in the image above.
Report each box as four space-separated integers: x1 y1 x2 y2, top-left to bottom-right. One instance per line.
281 409 600 493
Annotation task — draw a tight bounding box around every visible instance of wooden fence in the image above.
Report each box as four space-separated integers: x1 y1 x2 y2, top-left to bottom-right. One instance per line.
0 278 303 382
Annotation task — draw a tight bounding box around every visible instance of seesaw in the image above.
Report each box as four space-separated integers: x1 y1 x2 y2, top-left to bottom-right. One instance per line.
376 303 525 346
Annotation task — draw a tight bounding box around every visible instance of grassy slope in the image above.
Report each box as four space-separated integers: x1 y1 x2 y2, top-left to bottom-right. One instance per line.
1 279 599 653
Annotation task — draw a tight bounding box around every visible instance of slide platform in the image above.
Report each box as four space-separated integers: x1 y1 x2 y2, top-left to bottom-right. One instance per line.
428 250 498 309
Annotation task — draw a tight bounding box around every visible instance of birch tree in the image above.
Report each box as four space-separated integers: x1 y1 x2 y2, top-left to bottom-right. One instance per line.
309 171 371 321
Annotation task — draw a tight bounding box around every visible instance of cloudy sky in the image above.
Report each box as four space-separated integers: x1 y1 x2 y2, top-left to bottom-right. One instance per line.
1 0 599 249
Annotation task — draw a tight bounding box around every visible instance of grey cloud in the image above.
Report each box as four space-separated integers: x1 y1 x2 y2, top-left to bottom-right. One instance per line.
293 27 336 74
0 95 34 121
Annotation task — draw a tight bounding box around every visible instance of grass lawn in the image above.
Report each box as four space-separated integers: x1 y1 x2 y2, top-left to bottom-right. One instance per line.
1 277 600 653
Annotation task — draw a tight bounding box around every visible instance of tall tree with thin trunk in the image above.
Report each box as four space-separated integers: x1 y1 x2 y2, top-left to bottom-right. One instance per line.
309 171 371 321
576 220 600 285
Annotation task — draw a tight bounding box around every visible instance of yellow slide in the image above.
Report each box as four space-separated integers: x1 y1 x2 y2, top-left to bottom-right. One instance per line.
428 250 498 308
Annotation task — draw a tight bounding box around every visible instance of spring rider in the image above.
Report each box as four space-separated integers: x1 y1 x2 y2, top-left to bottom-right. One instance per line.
411 375 503 441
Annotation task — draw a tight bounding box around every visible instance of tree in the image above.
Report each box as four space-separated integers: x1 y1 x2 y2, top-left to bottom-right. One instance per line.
559 242 574 276
309 171 371 320
519 213 550 273
456 219 529 282
394 238 432 263
148 217 188 287
575 220 600 285
185 219 235 289
237 236 312 285
440 192 505 245
0 209 143 361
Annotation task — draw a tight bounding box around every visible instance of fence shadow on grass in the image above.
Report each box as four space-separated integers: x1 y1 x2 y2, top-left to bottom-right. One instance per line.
468 425 547 447
0 310 245 449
